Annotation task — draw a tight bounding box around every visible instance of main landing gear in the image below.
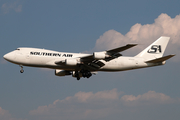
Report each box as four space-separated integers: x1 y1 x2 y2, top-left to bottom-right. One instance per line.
74 70 92 80
74 71 80 80
80 69 92 78
20 65 24 73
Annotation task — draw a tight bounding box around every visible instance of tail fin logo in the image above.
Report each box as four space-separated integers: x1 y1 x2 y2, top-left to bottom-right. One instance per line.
148 45 161 53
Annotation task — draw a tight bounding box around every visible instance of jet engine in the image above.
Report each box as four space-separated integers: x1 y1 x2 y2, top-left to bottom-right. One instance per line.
93 51 107 60
55 69 71 76
65 59 78 66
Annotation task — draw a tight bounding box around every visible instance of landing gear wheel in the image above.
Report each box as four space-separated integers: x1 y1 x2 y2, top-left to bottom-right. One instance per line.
20 65 24 73
75 71 80 80
80 69 92 79
77 77 80 80
20 69 24 73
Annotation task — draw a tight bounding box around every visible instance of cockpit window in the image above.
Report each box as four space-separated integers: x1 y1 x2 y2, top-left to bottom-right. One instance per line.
15 48 20 50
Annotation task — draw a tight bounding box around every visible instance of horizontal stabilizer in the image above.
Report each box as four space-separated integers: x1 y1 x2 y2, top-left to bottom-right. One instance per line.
145 54 175 63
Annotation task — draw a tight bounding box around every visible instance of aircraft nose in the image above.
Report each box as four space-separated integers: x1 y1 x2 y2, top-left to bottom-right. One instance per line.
3 53 9 60
3 52 15 62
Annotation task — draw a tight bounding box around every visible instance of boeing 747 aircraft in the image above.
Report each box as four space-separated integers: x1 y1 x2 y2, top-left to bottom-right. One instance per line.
3 36 175 80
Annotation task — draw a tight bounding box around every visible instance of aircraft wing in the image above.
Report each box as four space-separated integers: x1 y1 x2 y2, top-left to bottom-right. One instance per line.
55 44 137 70
81 44 137 62
106 44 137 54
79 44 137 70
105 44 137 61
79 55 105 70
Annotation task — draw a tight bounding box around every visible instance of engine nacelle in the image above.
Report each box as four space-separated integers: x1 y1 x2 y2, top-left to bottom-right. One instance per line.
65 59 78 66
93 51 106 60
55 69 71 76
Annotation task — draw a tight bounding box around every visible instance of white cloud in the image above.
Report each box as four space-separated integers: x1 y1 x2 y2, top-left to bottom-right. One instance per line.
95 30 128 51
1 0 22 14
29 89 121 120
121 91 175 106
94 13 180 61
0 107 26 120
29 89 180 120
71 88 120 102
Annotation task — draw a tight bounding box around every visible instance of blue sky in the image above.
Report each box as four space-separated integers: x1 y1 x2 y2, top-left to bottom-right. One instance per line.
0 0 180 120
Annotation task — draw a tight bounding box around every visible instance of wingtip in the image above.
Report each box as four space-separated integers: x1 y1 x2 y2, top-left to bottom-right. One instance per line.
127 44 138 46
169 54 176 57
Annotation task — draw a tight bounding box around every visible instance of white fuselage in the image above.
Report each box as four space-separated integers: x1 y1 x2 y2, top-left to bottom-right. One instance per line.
3 36 173 80
4 47 163 72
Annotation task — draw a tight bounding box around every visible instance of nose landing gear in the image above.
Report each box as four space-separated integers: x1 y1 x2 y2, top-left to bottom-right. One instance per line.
20 65 24 73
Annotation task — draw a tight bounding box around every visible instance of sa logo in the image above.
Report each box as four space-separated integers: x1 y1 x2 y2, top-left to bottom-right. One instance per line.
148 45 162 53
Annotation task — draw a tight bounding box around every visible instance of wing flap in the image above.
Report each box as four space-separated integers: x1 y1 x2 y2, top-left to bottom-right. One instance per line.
145 54 175 63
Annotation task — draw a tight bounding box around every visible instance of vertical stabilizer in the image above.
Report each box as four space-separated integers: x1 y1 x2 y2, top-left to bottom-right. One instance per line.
135 36 170 60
